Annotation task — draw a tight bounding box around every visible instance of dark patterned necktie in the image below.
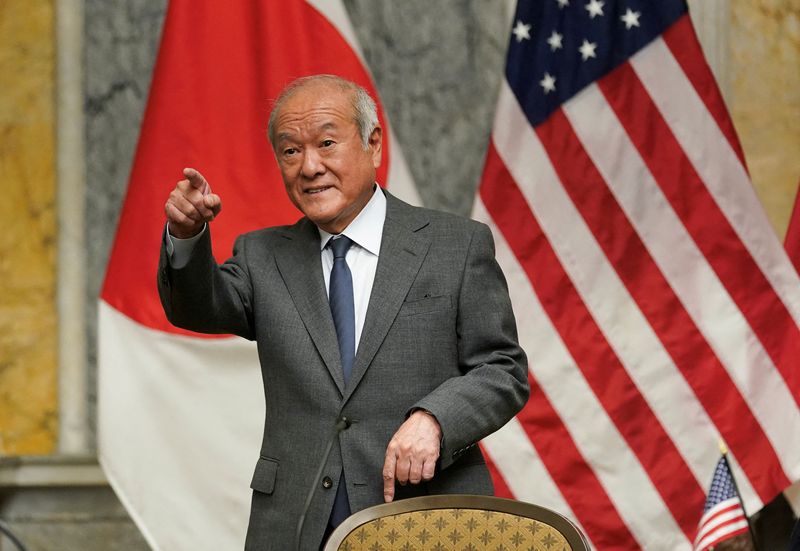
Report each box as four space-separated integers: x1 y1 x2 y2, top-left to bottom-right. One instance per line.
327 235 354 527
328 236 355 382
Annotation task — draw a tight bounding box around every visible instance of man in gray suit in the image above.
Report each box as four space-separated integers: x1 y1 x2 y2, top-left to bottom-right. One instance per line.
159 75 529 549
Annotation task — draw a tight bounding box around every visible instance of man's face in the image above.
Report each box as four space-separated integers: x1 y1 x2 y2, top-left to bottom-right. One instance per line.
272 83 382 235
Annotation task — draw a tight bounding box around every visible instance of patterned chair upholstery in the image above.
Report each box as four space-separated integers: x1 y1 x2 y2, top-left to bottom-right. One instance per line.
323 494 589 551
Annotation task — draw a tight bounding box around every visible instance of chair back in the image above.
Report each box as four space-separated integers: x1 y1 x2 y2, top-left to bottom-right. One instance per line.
323 494 589 550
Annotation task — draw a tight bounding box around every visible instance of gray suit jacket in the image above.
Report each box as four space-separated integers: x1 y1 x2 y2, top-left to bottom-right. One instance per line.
157 192 529 550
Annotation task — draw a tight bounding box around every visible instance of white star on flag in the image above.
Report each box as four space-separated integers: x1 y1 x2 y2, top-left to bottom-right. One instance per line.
539 72 556 93
512 20 532 42
547 31 564 51
585 0 605 18
620 8 641 29
579 39 598 61
557 0 570 8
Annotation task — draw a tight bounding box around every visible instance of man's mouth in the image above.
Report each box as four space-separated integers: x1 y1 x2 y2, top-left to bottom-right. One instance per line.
305 186 332 195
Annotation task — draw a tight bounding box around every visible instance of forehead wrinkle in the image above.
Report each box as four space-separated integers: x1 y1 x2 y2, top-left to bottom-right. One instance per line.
275 89 355 127
275 112 353 144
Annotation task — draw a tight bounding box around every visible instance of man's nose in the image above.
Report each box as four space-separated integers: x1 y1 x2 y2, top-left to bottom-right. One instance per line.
300 149 325 178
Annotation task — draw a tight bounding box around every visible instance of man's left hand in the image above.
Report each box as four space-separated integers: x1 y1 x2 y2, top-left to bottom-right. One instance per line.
382 410 442 503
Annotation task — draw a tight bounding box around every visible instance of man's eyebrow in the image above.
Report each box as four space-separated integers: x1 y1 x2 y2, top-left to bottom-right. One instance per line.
275 131 296 144
275 121 342 144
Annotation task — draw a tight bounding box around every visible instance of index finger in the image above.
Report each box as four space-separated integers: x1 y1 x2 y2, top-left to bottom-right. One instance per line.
382 451 397 503
183 167 210 194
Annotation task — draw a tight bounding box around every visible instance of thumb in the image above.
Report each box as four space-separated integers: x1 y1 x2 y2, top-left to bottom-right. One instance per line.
204 193 222 217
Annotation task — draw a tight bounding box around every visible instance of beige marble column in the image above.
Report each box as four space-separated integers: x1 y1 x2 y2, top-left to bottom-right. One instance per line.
56 0 89 455
729 0 800 238
0 0 58 454
688 0 731 99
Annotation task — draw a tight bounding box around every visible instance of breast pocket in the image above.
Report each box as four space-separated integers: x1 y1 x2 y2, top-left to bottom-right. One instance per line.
398 294 451 317
250 456 278 495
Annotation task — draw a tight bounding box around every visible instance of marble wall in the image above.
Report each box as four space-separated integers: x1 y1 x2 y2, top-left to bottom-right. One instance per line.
84 0 167 449
0 0 57 454
344 1 512 213
730 0 800 237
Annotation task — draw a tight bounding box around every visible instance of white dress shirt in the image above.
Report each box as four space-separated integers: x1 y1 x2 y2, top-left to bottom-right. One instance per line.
167 185 386 350
317 186 385 350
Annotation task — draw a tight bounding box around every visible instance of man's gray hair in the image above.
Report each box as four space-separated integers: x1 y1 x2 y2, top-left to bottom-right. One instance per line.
267 75 379 150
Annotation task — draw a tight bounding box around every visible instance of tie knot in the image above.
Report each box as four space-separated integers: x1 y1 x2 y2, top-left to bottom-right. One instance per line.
328 236 353 259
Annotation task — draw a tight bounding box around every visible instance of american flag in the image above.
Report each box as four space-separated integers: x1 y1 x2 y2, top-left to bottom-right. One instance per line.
473 0 800 548
693 456 750 551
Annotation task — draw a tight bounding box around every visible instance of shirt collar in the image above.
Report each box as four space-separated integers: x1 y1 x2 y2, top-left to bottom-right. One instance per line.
317 185 386 256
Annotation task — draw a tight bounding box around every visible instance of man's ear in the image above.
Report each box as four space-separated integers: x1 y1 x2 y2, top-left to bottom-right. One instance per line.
369 126 383 168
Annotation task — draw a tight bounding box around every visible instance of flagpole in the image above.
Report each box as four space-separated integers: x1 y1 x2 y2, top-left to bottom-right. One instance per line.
719 442 761 551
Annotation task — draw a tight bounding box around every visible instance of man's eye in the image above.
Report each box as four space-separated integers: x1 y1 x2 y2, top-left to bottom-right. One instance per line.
283 147 297 156
321 140 335 147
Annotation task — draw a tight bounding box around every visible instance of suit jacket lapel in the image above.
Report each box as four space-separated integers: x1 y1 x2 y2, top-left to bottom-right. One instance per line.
344 194 431 402
274 218 346 394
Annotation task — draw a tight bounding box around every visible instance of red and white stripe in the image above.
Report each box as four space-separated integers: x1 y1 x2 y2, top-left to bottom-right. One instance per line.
475 14 800 550
693 498 749 551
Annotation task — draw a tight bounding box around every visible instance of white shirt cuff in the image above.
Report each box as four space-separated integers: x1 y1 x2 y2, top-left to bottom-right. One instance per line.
166 223 206 269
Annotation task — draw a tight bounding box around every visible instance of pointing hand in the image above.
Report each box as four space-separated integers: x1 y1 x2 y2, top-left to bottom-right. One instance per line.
164 168 222 238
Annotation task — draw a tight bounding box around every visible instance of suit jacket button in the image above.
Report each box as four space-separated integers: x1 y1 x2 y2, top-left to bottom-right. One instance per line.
322 476 333 489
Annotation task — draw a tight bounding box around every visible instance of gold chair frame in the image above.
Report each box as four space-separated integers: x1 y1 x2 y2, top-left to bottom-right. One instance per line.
323 494 590 550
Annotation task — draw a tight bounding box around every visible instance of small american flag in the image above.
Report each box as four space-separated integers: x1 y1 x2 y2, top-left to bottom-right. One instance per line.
693 456 750 551
474 0 800 548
